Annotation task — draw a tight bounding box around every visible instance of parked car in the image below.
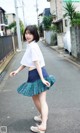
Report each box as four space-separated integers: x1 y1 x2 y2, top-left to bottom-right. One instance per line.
63 30 71 54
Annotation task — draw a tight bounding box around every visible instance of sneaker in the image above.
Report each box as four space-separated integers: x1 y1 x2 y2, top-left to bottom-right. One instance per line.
34 115 42 122
30 126 46 133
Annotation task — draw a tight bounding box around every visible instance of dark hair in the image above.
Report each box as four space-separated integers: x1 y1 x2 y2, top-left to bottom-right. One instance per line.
23 25 39 42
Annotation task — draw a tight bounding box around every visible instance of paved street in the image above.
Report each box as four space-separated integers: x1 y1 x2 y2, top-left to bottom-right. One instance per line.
0 41 80 133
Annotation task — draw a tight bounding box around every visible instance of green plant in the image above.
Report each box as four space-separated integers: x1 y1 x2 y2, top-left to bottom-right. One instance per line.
74 12 80 19
51 32 57 46
19 20 25 35
71 19 80 26
43 16 53 30
49 24 57 32
7 21 16 29
64 1 76 21
39 24 43 37
7 20 25 35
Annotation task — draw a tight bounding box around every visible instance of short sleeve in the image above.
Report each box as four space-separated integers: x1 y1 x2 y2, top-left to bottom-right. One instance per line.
31 47 39 61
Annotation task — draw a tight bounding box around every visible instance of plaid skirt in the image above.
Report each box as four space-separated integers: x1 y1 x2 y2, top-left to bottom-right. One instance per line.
17 67 56 97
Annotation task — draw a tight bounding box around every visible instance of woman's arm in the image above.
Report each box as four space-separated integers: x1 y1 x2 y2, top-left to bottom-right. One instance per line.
16 65 26 73
10 65 26 77
34 61 50 87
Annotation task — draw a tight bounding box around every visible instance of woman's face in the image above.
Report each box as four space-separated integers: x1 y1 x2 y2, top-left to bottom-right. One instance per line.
25 30 34 43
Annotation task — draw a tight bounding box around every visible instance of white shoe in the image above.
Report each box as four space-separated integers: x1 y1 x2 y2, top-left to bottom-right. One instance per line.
34 115 42 122
30 126 46 133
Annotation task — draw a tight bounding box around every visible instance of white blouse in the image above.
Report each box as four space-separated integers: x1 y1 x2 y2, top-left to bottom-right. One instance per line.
20 41 45 68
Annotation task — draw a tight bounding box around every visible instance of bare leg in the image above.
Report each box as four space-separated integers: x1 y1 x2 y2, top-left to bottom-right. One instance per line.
32 95 41 114
38 91 48 130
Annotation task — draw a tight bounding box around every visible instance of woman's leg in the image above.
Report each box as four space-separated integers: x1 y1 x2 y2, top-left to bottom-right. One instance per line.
38 91 48 130
32 95 41 114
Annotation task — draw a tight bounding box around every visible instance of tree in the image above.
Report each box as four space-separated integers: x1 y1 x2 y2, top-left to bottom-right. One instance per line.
71 12 80 26
43 16 53 30
19 20 25 35
64 1 76 22
7 20 24 35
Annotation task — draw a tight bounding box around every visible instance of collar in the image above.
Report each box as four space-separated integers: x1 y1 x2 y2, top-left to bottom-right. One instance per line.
27 40 36 47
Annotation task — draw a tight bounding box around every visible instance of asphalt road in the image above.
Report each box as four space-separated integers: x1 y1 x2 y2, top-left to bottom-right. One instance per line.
0 41 80 133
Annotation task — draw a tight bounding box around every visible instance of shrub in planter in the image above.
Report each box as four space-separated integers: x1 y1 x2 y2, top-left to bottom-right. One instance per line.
51 32 57 46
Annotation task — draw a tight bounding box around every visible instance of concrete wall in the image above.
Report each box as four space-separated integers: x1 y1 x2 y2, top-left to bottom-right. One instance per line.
50 0 63 20
44 30 53 45
57 33 64 48
70 26 80 59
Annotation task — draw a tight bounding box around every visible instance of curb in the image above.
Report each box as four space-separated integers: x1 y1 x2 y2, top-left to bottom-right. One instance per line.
41 40 80 68
0 52 15 74
50 46 80 68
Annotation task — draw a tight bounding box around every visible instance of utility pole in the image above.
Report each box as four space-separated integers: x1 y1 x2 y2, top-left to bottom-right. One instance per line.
22 0 26 27
14 0 22 51
36 0 39 26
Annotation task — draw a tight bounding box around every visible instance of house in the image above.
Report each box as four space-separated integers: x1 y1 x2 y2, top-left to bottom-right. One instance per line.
38 8 51 25
0 7 7 35
6 13 16 25
43 8 51 16
38 13 43 25
47 0 63 33
38 8 51 37
47 0 80 32
5 13 16 35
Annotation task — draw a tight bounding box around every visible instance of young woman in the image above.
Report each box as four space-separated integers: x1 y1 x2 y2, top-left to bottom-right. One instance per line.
10 25 56 133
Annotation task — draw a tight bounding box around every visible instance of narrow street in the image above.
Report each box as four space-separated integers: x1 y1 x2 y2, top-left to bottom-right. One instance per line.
0 41 80 133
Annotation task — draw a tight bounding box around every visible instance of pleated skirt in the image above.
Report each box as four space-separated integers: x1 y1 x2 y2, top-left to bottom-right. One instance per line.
17 67 56 97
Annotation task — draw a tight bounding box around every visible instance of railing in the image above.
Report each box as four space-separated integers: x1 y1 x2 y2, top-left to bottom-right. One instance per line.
0 35 18 62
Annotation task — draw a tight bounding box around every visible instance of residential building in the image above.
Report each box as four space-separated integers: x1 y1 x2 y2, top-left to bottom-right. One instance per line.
38 8 51 37
38 8 51 25
47 0 63 32
47 0 80 32
5 13 16 35
43 8 51 16
38 13 43 24
6 13 16 25
0 7 7 35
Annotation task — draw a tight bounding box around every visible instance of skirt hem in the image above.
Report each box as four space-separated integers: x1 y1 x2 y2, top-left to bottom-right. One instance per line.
17 75 56 97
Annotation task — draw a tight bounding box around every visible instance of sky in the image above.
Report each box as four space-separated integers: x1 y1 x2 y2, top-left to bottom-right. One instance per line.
0 0 50 25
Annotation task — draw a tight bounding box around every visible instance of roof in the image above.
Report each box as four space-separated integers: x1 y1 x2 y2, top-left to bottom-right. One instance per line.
53 19 63 23
0 7 5 12
38 13 43 16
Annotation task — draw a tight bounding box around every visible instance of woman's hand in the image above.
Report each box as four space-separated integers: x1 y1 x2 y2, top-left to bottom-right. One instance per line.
10 70 18 77
9 65 26 77
42 78 50 87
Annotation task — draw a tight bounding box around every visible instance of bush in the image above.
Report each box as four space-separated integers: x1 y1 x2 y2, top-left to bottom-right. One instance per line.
50 25 57 32
71 19 80 26
51 32 57 46
71 12 80 26
7 20 25 35
43 16 53 30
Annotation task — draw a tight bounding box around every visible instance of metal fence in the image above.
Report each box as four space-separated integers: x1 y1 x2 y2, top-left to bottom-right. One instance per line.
0 35 18 62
